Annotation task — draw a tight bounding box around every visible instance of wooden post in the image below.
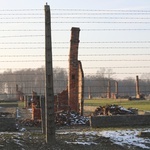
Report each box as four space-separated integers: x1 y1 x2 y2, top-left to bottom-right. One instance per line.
45 4 55 144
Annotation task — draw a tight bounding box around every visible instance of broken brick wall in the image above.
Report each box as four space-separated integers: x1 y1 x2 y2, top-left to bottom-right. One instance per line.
32 106 41 120
78 61 84 115
32 91 41 120
107 80 111 99
54 89 68 111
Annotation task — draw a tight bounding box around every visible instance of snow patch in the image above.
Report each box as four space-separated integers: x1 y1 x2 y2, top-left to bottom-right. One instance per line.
101 129 150 149
28 108 32 113
57 128 150 149
65 141 97 145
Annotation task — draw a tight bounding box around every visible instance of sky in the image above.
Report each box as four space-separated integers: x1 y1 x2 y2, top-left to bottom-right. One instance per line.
0 0 150 10
0 0 150 79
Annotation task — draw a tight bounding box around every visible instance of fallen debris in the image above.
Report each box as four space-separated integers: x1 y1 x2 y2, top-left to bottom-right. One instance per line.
55 110 89 126
138 131 150 138
18 110 89 128
93 105 137 116
0 112 13 117
18 119 41 127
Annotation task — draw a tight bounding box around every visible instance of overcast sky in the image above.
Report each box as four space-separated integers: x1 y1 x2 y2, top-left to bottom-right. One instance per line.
0 0 150 10
0 0 150 79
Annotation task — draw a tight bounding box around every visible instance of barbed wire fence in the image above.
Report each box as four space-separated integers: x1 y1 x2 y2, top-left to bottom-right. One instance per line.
0 8 150 102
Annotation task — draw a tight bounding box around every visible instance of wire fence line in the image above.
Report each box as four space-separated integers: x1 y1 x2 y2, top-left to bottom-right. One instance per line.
0 8 150 99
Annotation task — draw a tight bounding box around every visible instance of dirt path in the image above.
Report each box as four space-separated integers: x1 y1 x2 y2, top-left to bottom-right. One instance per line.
0 107 16 114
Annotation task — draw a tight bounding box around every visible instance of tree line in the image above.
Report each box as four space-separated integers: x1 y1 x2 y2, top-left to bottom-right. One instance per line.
0 67 150 99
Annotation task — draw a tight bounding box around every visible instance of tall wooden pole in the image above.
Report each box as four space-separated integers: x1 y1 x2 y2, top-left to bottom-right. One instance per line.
45 4 55 144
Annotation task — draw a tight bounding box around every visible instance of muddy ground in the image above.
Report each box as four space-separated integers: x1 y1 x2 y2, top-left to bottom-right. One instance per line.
0 127 140 150
0 106 149 150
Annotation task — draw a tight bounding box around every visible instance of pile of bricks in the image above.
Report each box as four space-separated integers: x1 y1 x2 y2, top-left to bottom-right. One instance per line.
93 105 137 116
18 110 89 128
55 110 89 126
18 119 41 127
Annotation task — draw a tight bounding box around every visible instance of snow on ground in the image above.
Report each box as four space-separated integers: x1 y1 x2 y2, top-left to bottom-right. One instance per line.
0 128 149 149
101 129 150 149
0 132 24 136
57 128 150 149
28 108 32 113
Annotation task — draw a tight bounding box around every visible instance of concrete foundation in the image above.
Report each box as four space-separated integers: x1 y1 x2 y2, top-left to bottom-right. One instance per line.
0 118 16 131
90 115 150 128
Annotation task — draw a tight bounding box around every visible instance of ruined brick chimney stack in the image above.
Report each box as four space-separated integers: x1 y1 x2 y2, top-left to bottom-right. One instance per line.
107 80 111 99
68 27 80 112
55 27 84 114
16 84 18 92
136 75 140 99
115 81 118 94
16 84 19 100
88 86 92 99
115 81 118 97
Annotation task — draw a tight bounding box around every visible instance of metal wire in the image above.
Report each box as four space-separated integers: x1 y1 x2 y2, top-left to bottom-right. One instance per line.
2 16 150 19
0 35 44 38
0 54 148 56
1 9 150 12
0 41 150 44
1 29 150 32
53 60 150 61
51 13 150 15
51 9 150 12
1 21 150 23
0 8 149 82
1 47 150 49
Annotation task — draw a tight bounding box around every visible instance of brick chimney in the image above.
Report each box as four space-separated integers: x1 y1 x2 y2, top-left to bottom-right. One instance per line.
115 81 118 99
107 80 111 99
68 27 80 112
136 75 140 99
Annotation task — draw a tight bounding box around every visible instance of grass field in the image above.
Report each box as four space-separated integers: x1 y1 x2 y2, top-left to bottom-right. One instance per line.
84 99 150 111
0 102 18 107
